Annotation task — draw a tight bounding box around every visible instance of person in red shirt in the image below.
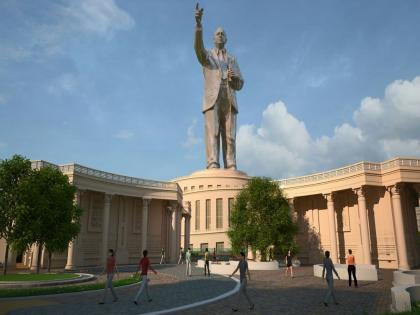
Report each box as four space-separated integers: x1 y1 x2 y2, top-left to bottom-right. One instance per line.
133 249 157 305
99 249 119 304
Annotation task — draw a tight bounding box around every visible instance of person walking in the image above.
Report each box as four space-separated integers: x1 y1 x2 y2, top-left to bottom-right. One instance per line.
346 249 358 287
178 247 184 264
285 250 293 278
99 249 119 304
133 250 157 305
322 250 340 307
204 248 210 276
185 247 192 277
160 247 165 264
229 251 255 312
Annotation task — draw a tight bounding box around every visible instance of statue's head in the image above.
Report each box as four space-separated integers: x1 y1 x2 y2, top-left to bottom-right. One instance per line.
213 27 227 47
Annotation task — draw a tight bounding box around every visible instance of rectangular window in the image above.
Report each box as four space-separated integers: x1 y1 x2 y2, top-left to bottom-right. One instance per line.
200 243 208 253
195 200 200 231
206 199 211 230
228 198 234 227
216 198 223 229
216 242 224 253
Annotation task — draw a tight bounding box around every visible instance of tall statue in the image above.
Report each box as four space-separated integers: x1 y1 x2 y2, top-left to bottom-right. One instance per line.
194 3 244 170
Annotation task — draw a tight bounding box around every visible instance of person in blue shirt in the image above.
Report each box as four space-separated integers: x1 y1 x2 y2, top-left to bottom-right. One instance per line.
322 250 341 306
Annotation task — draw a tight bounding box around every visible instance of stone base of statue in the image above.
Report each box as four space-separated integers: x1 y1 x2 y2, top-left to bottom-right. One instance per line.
175 169 249 251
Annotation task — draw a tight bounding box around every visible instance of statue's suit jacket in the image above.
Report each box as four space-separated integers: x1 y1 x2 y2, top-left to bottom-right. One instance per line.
194 28 244 113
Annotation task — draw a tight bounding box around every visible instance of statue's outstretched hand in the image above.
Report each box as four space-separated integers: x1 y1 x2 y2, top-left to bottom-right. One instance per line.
195 3 203 26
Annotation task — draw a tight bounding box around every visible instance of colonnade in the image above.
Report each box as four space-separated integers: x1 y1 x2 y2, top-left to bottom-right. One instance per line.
289 183 419 270
63 191 189 269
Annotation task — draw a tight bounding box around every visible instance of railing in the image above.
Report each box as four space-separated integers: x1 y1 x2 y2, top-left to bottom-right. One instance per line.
31 160 178 190
277 157 420 187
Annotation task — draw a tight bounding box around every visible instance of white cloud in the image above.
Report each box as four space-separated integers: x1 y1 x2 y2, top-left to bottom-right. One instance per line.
238 76 420 178
114 129 134 140
1 0 135 61
61 0 135 38
183 118 201 148
0 142 7 149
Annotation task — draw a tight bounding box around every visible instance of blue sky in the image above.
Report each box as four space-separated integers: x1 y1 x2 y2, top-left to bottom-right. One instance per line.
1 0 420 180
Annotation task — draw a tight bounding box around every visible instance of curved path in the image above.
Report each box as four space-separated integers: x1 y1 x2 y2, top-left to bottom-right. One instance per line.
0 265 397 315
1 265 237 315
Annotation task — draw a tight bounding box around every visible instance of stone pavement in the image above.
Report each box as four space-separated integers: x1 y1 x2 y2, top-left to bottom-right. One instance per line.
178 266 394 315
1 265 394 315
3 264 236 315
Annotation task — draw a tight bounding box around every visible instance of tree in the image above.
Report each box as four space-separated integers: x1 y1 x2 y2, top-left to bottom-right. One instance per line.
228 177 298 261
15 166 83 273
0 155 32 275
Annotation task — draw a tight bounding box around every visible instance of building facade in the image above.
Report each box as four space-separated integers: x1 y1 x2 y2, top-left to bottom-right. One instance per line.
1 157 419 271
0 160 189 270
178 158 420 270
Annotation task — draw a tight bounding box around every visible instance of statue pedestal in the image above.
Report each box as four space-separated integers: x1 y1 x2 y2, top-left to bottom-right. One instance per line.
175 169 249 251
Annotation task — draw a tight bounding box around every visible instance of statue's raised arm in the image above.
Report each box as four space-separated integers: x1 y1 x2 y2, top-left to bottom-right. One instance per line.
194 3 207 66
193 3 244 170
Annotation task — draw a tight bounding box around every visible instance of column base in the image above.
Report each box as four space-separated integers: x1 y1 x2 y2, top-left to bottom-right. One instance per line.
64 264 76 271
398 265 411 271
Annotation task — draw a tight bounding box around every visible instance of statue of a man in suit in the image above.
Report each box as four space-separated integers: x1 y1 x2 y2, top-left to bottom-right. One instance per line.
194 4 244 170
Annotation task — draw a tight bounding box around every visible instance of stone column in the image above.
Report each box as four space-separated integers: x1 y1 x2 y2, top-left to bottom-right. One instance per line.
169 202 177 263
142 198 151 251
65 190 81 270
176 206 182 255
184 215 191 250
102 194 112 264
324 193 338 263
30 244 39 271
389 185 410 270
288 198 297 222
354 187 372 265
414 185 420 232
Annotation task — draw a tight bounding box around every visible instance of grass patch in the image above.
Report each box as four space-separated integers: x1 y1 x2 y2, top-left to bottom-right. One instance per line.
0 273 80 282
381 305 420 315
0 276 140 298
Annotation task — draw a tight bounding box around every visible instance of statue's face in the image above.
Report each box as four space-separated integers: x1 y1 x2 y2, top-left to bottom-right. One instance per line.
213 27 227 46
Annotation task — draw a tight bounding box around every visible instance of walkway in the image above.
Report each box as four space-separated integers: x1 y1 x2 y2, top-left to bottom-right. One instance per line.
0 265 394 315
2 264 236 315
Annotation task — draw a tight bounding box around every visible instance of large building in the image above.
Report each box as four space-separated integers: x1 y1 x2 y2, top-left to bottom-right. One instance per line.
0 160 189 270
1 157 419 271
178 157 420 270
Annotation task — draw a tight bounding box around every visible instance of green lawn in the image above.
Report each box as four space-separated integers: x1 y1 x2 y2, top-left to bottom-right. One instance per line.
0 273 80 282
0 276 140 298
381 305 420 315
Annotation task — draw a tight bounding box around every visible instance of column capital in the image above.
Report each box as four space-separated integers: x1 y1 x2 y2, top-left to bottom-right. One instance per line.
387 183 403 196
182 212 191 219
104 193 113 204
323 192 336 202
353 186 367 198
167 201 178 214
142 197 152 207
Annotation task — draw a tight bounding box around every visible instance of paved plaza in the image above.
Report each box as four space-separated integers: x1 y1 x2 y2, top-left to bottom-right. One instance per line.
0 265 395 315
